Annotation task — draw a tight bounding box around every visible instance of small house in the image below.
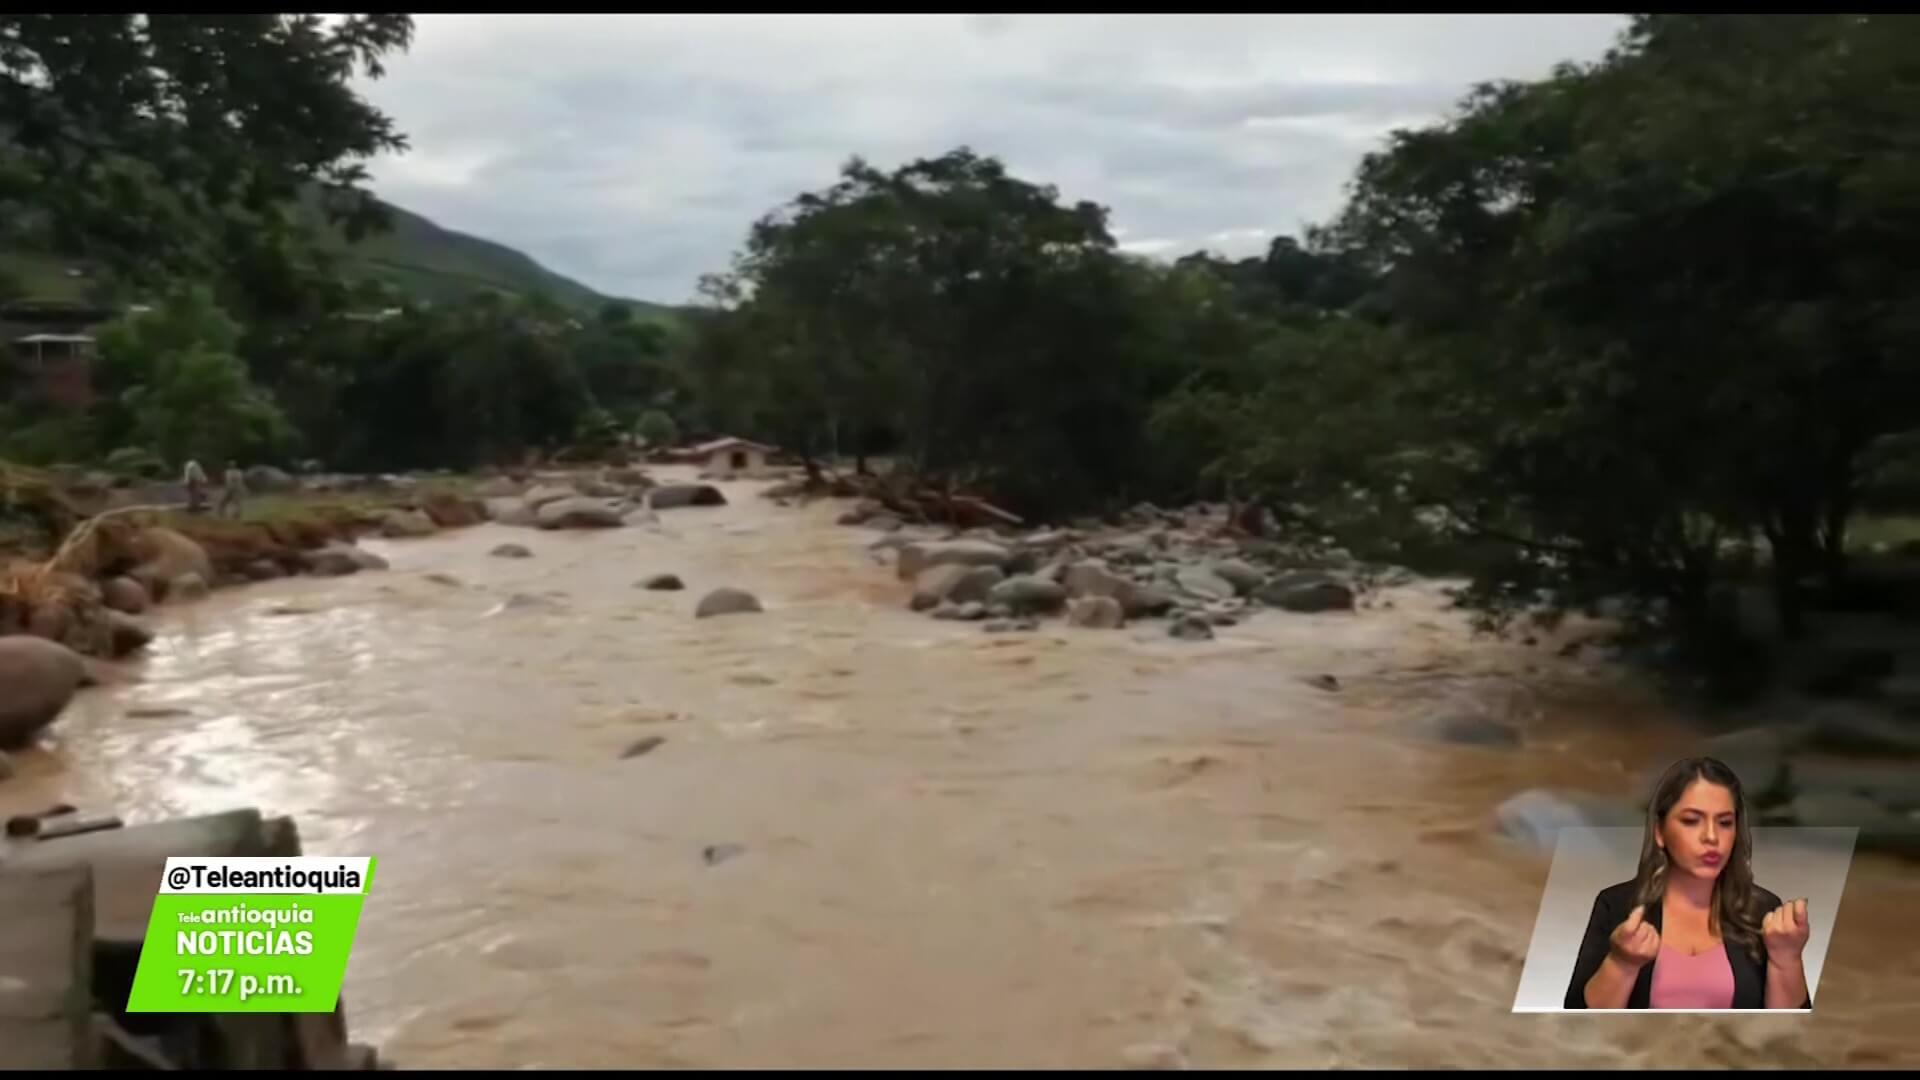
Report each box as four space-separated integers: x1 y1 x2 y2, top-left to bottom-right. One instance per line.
9 333 98 410
682 436 779 478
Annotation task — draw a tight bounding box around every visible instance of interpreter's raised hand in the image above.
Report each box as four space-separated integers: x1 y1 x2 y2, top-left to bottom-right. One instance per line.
1762 897 1811 964
1607 903 1662 969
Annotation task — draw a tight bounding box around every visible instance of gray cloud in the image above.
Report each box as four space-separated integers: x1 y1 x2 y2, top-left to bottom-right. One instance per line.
355 14 1625 304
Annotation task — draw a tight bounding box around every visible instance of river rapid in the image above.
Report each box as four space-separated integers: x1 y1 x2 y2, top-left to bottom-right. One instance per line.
3 469 1914 1068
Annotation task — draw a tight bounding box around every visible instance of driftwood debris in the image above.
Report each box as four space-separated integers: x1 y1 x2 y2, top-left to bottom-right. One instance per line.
801 467 1024 530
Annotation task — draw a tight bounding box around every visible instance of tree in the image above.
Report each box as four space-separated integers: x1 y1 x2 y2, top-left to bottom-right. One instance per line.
0 14 414 284
636 408 678 449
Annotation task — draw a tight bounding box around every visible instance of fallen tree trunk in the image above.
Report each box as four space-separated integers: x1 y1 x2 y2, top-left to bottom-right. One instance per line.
805 467 1024 529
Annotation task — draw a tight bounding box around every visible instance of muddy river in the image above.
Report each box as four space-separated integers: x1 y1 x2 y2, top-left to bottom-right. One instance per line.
3 471 1915 1067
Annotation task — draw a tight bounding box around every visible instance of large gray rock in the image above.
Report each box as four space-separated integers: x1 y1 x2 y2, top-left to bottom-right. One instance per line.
1067 595 1124 629
1210 558 1265 596
1064 559 1129 600
0 636 88 746
695 587 763 619
168 572 209 601
949 565 1005 606
1123 584 1178 619
101 576 150 615
1255 571 1356 613
243 465 297 493
474 476 523 499
987 574 1068 615
933 601 988 621
639 573 685 591
896 540 1013 582
1168 614 1215 641
489 543 533 559
911 564 973 612
536 497 625 530
483 497 538 527
522 483 580 508
131 527 212 586
1495 789 1641 853
649 483 728 509
105 611 153 657
379 509 438 538
1176 566 1236 602
301 543 387 577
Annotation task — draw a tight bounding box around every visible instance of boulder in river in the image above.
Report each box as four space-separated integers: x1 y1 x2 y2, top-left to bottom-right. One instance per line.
0 636 87 747
1255 571 1356 613
379 509 438 538
896 539 1012 582
106 611 153 657
695 587 763 618
1209 558 1265 596
649 483 728 509
536 497 625 530
474 476 523 499
420 493 485 528
1494 789 1641 853
1419 711 1521 748
243 559 284 582
1168 614 1215 642
866 514 903 533
911 564 974 611
130 526 213 588
933 601 988 621
301 543 387 577
639 573 685 591
101 576 150 615
168 572 210 602
987 574 1068 616
243 464 297 493
984 617 1039 633
490 543 533 559
522 483 580 508
484 497 539 527
1067 595 1124 629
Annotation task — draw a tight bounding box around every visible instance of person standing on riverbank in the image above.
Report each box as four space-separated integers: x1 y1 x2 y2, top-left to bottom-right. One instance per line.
183 459 209 514
219 461 248 519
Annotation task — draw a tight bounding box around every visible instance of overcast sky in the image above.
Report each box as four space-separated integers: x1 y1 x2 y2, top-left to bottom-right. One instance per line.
355 14 1626 305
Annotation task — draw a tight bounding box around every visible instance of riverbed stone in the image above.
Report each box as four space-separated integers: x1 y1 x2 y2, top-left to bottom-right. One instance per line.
0 637 88 746
1495 789 1641 853
1209 558 1265 595
649 483 728 509
1067 595 1125 629
105 612 152 657
1255 571 1356 613
695 587 763 618
1168 615 1214 642
100 577 149 615
130 527 212 587
984 617 1039 633
522 483 580 508
167 572 209 601
379 509 437 538
987 574 1068 615
911 564 973 611
1420 711 1522 748
489 543 533 559
483 497 538 527
474 476 523 499
640 573 685 591
536 497 624 530
243 559 284 581
896 539 1013 581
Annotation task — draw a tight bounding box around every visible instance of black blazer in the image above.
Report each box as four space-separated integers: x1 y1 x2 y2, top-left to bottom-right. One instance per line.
1563 880 1813 1009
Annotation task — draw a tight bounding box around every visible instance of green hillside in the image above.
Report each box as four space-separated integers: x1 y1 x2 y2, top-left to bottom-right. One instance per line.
0 195 679 323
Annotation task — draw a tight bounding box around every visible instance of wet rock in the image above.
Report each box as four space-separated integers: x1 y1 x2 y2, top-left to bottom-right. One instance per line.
949 565 1005 606
649 483 728 509
1168 615 1215 642
420 493 485 528
640 573 685 591
483 497 538 527
100 577 150 615
168 572 209 602
1802 702 1920 758
0 636 87 747
1067 595 1125 629
1421 711 1521 748
1255 571 1356 613
487 593 560 616
1495 789 1641 853
105 611 153 657
522 483 580 508
620 736 666 760
536 496 624 530
984 617 1039 633
933 601 988 622
300 543 387 577
243 465 297 493
695 587 763 618
1210 558 1265 595
125 706 191 718
896 539 1013 581
866 514 903 533
130 526 213 586
911 564 974 611
837 502 880 526
474 476 523 499
1063 558 1129 600
987 574 1068 615
576 477 626 498
1205 609 1239 627
986 602 1013 619
379 509 437 538
1123 584 1178 619
1303 674 1341 692
243 559 284 582
702 843 746 866
424 573 463 588
490 543 533 559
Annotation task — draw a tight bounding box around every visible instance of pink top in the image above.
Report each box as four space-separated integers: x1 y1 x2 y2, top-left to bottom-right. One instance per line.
1648 943 1735 1009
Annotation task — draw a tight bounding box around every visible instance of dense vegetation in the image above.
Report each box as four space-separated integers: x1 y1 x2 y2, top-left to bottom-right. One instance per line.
3 13 1917 659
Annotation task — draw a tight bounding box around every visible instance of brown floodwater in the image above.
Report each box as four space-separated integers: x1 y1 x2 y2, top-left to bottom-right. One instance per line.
3 468 1916 1068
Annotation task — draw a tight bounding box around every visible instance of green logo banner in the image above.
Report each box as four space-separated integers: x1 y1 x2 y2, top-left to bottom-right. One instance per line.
125 857 376 1013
